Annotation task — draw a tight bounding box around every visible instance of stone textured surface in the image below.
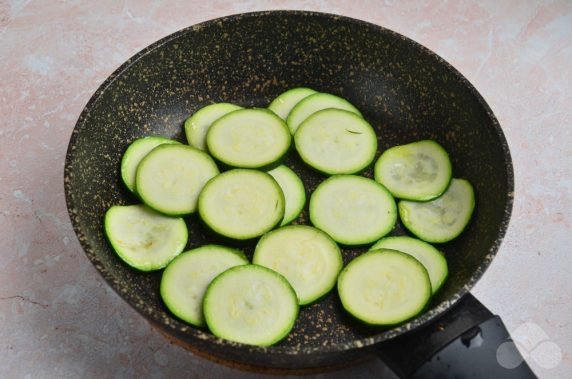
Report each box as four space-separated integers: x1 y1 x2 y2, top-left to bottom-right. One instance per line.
1 1 571 378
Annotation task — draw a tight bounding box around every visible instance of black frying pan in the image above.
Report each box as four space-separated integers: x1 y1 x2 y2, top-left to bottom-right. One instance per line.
64 11 532 377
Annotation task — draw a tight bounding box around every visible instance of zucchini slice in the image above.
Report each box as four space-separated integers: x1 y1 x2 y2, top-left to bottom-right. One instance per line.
253 225 342 305
374 140 452 201
184 103 242 151
203 264 299 346
370 236 448 294
337 249 432 326
286 92 362 135
294 108 378 175
104 204 187 271
160 245 249 327
120 136 180 193
309 175 397 245
135 144 219 216
268 87 317 120
399 178 475 243
198 169 285 241
206 108 291 169
267 165 306 226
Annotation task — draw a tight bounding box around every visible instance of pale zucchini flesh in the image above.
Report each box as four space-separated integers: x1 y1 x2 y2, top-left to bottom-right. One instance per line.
198 169 285 240
374 140 452 201
160 245 249 327
253 225 342 305
135 144 219 216
294 108 377 175
370 236 448 294
104 204 188 271
399 178 475 243
203 264 299 346
309 175 397 245
206 108 291 169
337 249 432 325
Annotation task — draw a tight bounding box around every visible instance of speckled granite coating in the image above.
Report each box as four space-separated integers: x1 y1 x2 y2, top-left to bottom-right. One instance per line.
64 11 512 369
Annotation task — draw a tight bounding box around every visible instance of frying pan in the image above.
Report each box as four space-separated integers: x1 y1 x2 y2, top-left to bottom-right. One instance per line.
64 11 533 377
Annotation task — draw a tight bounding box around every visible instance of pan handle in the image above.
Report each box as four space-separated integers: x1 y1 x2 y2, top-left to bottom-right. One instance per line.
375 293 537 378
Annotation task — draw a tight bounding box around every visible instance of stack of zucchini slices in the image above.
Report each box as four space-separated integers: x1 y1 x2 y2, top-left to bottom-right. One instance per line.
104 87 475 347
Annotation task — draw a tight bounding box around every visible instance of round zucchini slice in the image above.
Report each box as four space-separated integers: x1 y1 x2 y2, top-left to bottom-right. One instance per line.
337 249 432 326
104 204 187 271
374 140 452 201
399 178 475 243
294 108 377 175
198 169 285 241
203 264 299 346
206 108 291 169
309 175 397 245
253 225 342 305
135 144 219 216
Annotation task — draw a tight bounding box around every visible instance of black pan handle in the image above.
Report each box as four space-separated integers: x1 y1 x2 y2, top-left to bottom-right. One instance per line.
376 293 537 378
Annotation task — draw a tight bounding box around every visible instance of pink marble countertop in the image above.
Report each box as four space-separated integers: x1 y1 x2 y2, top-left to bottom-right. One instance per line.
2 1 571 378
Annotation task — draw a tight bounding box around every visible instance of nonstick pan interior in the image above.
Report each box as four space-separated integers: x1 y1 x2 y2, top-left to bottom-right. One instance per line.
64 11 513 369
